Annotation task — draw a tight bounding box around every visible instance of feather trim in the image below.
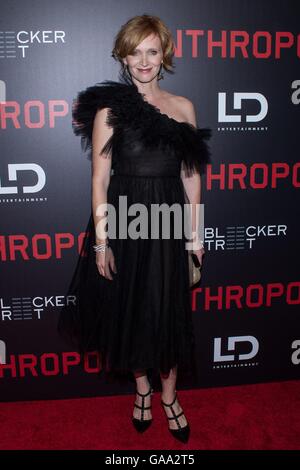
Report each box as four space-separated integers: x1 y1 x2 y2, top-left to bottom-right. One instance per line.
72 80 137 157
178 124 212 177
72 79 212 173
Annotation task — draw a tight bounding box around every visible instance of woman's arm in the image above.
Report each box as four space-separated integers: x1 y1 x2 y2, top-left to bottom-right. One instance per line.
91 108 113 244
91 108 117 280
180 100 205 260
181 166 202 249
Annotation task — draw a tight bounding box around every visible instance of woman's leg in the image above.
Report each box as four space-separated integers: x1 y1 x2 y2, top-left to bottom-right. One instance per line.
160 365 188 429
132 370 152 420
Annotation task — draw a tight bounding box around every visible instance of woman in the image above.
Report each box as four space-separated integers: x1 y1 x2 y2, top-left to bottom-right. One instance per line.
58 14 211 443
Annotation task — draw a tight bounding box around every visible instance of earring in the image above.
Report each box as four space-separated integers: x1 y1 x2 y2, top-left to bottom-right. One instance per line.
158 62 164 81
121 64 133 84
125 64 131 77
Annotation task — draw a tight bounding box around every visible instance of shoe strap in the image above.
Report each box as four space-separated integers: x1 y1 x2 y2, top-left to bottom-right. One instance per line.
161 391 177 407
166 411 184 420
136 387 153 397
134 403 151 410
134 387 153 421
161 392 186 429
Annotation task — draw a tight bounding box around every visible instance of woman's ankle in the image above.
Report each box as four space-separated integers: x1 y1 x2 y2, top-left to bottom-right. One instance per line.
134 374 150 393
161 390 177 404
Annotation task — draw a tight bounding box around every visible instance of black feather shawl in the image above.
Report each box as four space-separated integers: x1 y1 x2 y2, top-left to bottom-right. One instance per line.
72 79 212 176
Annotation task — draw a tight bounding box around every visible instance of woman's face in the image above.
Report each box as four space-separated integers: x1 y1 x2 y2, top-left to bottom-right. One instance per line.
123 33 163 83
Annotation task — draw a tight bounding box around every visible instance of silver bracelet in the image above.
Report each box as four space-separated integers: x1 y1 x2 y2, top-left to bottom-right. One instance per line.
93 241 109 253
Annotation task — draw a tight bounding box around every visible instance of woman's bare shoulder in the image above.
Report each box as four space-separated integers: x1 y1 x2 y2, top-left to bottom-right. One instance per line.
163 90 197 125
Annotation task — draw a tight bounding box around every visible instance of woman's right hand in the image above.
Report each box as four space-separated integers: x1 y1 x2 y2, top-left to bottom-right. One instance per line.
96 247 117 280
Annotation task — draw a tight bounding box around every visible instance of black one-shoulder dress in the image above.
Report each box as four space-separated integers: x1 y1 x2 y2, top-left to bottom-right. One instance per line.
58 77 212 381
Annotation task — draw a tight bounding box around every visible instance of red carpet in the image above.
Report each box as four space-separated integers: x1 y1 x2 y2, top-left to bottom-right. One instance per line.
0 380 299 450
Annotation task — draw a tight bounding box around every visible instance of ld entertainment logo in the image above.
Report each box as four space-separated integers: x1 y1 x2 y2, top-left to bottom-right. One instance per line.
213 335 259 369
0 163 46 195
218 92 268 127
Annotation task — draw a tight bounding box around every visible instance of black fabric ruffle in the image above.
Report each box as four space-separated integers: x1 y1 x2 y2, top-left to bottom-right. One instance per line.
72 79 212 174
72 80 138 157
176 123 212 177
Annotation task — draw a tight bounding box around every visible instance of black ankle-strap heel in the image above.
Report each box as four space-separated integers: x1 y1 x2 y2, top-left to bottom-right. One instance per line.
161 391 190 443
132 387 154 433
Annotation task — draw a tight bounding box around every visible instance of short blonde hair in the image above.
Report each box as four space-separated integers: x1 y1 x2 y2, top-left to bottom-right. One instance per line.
112 14 175 76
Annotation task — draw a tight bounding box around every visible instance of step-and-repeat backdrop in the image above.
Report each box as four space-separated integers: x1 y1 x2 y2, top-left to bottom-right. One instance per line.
1 0 299 401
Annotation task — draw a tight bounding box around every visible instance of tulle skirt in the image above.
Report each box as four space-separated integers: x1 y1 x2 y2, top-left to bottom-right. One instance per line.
58 174 197 381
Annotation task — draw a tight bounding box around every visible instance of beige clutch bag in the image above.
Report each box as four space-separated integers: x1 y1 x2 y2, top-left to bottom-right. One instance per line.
189 252 202 288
